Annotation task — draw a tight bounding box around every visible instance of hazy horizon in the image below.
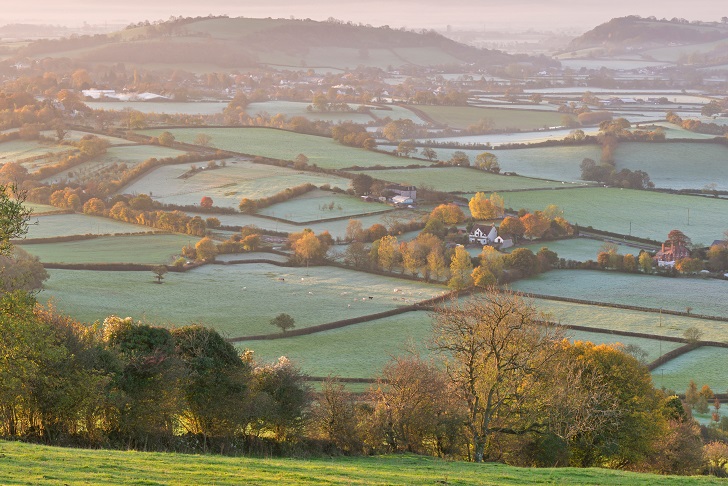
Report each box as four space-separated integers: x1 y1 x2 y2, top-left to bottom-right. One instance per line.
2 0 723 32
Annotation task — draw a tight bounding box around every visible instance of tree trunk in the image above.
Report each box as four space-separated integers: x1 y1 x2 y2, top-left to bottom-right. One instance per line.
474 439 486 462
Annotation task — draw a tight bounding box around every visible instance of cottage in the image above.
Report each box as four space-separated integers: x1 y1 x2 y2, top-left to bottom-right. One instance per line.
469 224 498 245
654 241 690 267
391 195 414 205
493 235 514 249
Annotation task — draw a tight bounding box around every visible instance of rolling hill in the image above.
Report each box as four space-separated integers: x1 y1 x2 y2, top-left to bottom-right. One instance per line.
14 16 551 71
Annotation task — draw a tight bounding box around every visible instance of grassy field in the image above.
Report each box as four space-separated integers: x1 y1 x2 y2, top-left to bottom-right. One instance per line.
371 105 428 124
423 127 601 148
39 130 133 146
24 213 153 239
120 160 351 209
20 234 190 265
504 238 647 263
139 127 416 169
21 202 66 216
86 101 228 115
351 167 566 192
214 252 290 263
652 347 728 393
257 190 392 223
0 440 716 486
499 187 728 244
239 311 433 378
512 270 728 318
529 297 728 342
612 142 728 191
39 264 447 336
186 208 425 240
410 105 572 131
246 101 375 124
0 139 71 165
55 145 188 185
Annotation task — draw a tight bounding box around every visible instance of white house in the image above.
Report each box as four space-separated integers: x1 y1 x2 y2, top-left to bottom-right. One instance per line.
493 235 514 249
469 224 497 245
391 195 414 205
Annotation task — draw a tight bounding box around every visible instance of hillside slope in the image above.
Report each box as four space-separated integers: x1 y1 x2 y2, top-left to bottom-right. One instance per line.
15 16 550 71
0 440 722 485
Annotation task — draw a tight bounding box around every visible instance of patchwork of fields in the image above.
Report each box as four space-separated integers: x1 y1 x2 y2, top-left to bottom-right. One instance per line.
257 189 391 223
25 213 155 239
409 105 573 131
138 127 418 169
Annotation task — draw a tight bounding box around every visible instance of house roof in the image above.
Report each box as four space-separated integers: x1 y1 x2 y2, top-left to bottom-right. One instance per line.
470 224 495 235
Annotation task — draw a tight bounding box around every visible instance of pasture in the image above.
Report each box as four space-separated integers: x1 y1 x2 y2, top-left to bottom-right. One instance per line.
0 139 71 166
499 187 728 244
120 160 351 209
40 130 133 145
256 189 392 223
186 208 425 240
20 234 190 265
652 347 728 394
512 270 728 317
246 101 375 124
409 105 572 131
350 167 566 192
1 441 716 486
422 127 602 147
138 127 415 169
21 202 65 216
86 101 227 115
239 311 433 378
39 264 447 336
505 237 647 263
25 213 154 239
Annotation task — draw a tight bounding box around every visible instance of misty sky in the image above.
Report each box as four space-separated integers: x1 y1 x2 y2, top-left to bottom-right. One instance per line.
2 0 722 32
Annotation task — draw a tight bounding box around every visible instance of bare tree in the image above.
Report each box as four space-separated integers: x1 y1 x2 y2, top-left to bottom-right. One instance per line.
431 288 564 462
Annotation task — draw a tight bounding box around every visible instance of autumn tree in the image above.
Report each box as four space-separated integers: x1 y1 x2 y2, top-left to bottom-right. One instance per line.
448 151 470 167
469 192 496 220
429 203 465 225
376 235 400 271
290 230 325 267
474 152 500 173
195 237 218 261
448 246 473 290
421 147 438 161
0 183 31 255
521 212 550 239
151 265 167 284
194 133 212 147
498 216 525 241
432 289 564 462
200 196 213 209
270 313 295 333
639 251 654 273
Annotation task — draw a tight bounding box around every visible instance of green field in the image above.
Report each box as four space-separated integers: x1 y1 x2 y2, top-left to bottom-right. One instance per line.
20 234 190 265
246 101 375 124
530 297 728 342
257 190 392 223
138 127 428 169
21 202 66 216
0 139 72 166
215 252 290 263
512 270 728 318
499 187 728 244
39 130 132 145
24 213 154 239
612 142 728 191
120 160 351 209
57 144 188 185
410 105 572 131
86 101 228 115
0 440 716 486
239 311 433 378
39 264 447 336
371 105 427 124
186 208 425 240
505 238 647 263
652 347 728 393
351 167 566 192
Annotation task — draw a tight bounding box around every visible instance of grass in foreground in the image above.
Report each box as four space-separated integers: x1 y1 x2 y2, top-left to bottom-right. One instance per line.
0 440 720 485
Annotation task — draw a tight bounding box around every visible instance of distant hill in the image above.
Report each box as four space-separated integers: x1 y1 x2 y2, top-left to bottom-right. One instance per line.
562 16 728 66
15 16 551 71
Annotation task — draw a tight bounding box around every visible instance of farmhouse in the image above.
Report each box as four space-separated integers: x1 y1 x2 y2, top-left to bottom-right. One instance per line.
654 241 690 267
385 184 417 202
469 224 498 245
391 195 414 205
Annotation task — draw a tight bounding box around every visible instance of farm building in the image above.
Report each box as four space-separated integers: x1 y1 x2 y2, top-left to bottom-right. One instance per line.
654 241 690 267
385 184 417 202
469 224 498 245
391 195 414 205
493 235 514 249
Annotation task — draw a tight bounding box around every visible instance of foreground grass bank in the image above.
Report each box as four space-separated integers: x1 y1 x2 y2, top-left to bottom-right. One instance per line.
0 440 721 485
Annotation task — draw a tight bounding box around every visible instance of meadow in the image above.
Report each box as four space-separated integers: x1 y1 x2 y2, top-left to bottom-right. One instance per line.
239 311 433 378
409 105 572 131
422 127 601 147
85 101 228 115
246 101 375 124
139 127 416 169
512 270 728 317
40 130 135 146
25 213 154 239
257 190 392 223
119 160 351 209
21 202 66 216
39 264 447 336
499 187 728 244
20 234 190 265
0 440 716 486
651 346 728 393
504 237 646 263
351 167 566 192
0 139 71 165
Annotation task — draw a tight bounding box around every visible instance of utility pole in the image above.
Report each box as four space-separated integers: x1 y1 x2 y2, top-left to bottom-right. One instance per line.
687 208 690 226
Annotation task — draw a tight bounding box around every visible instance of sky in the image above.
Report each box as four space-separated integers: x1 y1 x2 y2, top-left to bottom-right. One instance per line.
0 0 722 32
